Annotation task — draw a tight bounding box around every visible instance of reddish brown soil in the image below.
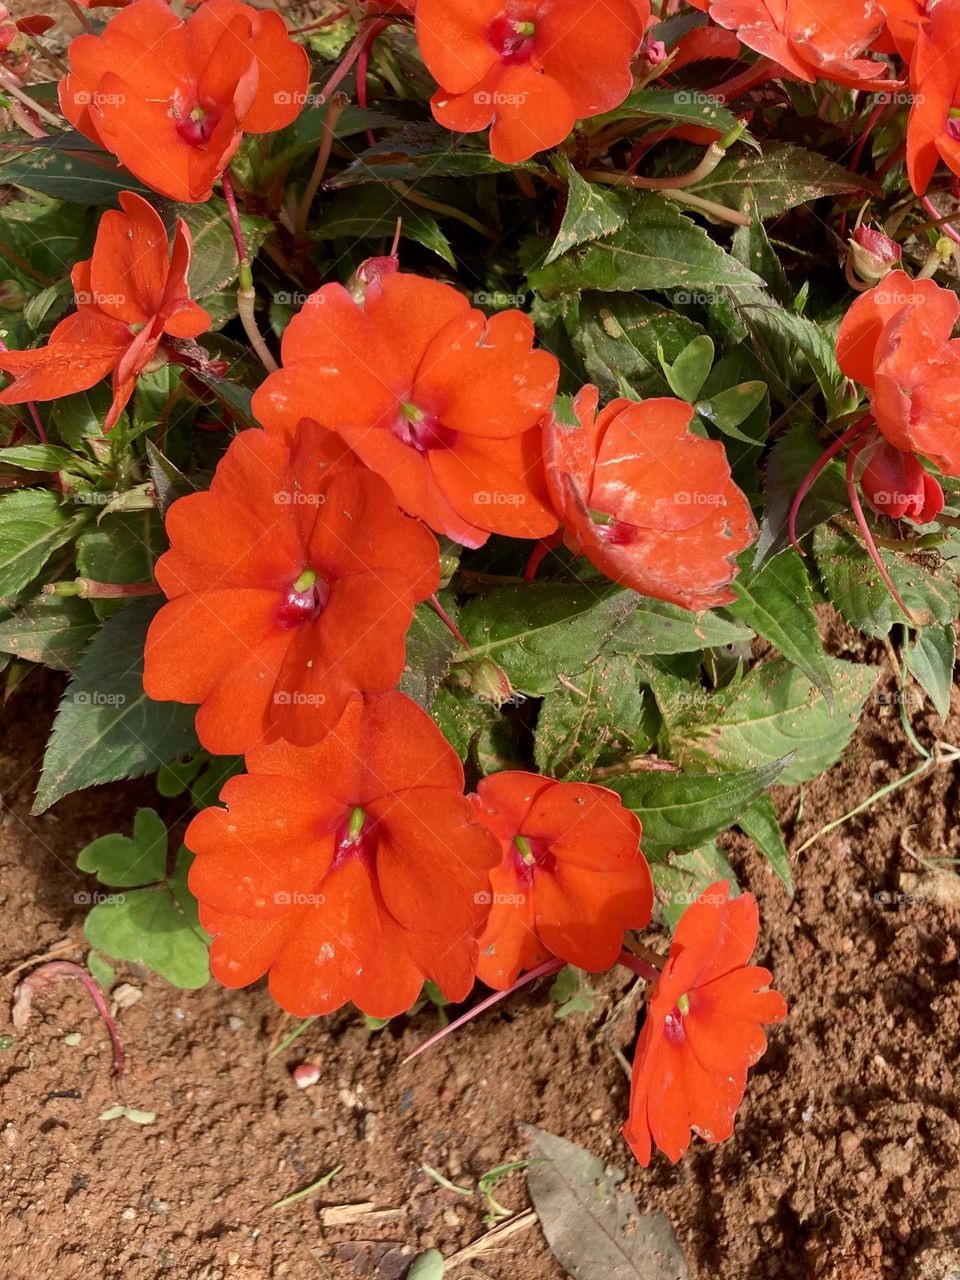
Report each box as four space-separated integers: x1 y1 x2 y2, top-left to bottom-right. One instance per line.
1 644 959 1280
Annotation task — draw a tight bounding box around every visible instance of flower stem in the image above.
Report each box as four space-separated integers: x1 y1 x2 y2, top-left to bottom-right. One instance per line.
788 415 873 555
616 948 662 983
44 578 160 599
221 169 278 373
845 440 919 625
296 91 349 234
920 194 960 246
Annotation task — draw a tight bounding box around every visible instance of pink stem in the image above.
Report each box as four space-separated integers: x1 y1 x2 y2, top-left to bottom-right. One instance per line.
920 194 960 246
290 6 349 34
709 57 779 102
788 415 874 556
846 441 919 625
403 958 565 1065
430 593 471 652
318 17 390 105
13 960 123 1076
220 169 247 265
523 531 562 582
357 17 392 146
616 948 662 983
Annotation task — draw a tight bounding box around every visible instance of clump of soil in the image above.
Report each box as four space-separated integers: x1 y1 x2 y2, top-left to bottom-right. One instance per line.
1 637 959 1280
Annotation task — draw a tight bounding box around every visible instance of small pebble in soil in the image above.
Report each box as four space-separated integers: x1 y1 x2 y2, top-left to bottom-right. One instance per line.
292 1062 321 1088
227 1015 245 1032
111 983 142 1010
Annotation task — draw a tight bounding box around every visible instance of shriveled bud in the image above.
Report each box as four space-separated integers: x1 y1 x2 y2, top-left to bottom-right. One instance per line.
349 254 400 305
848 225 902 285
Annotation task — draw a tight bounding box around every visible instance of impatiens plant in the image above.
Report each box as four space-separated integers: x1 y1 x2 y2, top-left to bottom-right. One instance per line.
2 0 959 1175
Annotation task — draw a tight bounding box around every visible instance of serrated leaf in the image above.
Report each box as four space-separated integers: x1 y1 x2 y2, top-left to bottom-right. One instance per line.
157 198 272 301
77 807 168 887
528 193 762 295
399 596 459 709
524 1125 688 1280
738 795 793 894
328 122 544 186
607 758 789 860
456 582 636 696
609 598 751 655
0 489 81 603
34 597 200 813
753 424 848 566
535 655 656 781
664 656 875 784
814 525 959 638
576 293 705 399
690 142 865 218
903 625 956 720
653 842 740 929
0 133 153 202
603 86 743 137
727 549 833 701
545 158 632 264
0 593 97 670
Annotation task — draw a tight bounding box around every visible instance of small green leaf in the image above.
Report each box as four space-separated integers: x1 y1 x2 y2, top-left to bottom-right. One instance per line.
738 796 794 894
904 625 956 720
576 293 705 400
77 808 168 887
0 489 81 604
696 381 768 434
407 1249 445 1280
545 157 632 265
75 510 164 619
86 951 115 989
0 593 97 671
660 334 714 401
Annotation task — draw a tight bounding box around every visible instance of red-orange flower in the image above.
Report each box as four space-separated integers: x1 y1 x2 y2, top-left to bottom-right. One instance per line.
144 421 439 754
59 0 309 202
186 691 501 1018
836 271 960 476
904 0 960 195
623 881 786 1166
857 436 945 524
0 190 210 431
471 772 652 990
685 0 895 90
252 267 560 548
415 0 647 164
543 386 756 611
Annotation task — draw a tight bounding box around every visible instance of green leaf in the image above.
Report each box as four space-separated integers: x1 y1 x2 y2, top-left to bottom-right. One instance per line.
75 511 163 619
575 293 704 399
0 593 97 671
544 158 632 265
34 598 200 813
144 440 194 518
0 444 88 473
691 142 866 218
276 104 404 164
0 133 153 203
695 381 768 438
86 950 115 989
399 597 459 709
0 489 81 604
663 656 875 785
653 842 740 929
548 966 598 1019
609 598 751 655
603 86 743 136
77 807 168 887
407 1250 445 1280
814 525 960 638
528 193 762 295
661 334 714 401
738 796 793 895
83 847 209 989
328 122 544 186
430 685 500 760
0 196 92 285
310 185 455 266
189 754 244 812
535 655 656 781
727 549 833 701
456 582 636 696
904 625 956 720
607 758 789 860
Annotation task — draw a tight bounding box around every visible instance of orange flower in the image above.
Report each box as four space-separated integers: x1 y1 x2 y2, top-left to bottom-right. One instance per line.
543 386 756 611
59 0 309 202
471 772 652 990
685 0 895 90
836 271 960 476
0 191 210 431
186 692 501 1018
415 0 647 163
623 881 787 1166
144 421 439 754
905 0 960 195
252 266 560 548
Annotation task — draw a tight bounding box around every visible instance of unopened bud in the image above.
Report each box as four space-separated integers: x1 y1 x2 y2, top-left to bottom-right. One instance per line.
450 657 515 707
847 225 902 285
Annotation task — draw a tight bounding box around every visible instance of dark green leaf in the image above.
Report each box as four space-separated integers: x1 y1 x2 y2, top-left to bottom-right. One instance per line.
575 293 704 399
0 593 97 671
34 598 200 813
311 185 455 266
399 596 460 708
545 158 632 265
0 134 153 203
609 598 751 656
0 489 81 603
691 142 866 218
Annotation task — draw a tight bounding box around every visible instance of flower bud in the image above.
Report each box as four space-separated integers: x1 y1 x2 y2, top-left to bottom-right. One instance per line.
0 279 27 311
349 254 399 305
450 657 515 707
847 225 902 286
859 439 944 525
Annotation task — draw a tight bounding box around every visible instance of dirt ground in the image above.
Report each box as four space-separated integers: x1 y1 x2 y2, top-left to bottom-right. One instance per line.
1 624 959 1280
